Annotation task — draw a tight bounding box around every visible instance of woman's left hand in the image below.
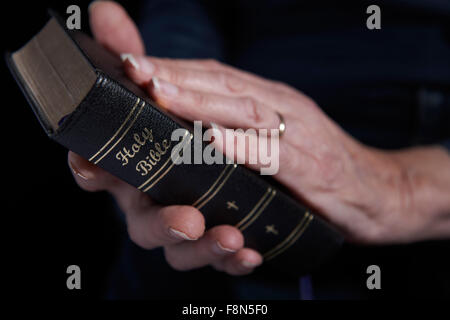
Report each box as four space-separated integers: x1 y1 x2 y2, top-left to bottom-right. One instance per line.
120 52 450 245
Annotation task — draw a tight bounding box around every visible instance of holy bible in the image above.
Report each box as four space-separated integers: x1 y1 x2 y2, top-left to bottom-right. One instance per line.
6 14 343 275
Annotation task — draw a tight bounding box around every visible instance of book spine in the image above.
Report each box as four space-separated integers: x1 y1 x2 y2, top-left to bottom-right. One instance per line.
54 71 343 274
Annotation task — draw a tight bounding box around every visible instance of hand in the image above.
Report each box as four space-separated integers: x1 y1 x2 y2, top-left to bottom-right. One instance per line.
123 57 450 243
68 151 261 274
66 1 263 275
115 19 450 243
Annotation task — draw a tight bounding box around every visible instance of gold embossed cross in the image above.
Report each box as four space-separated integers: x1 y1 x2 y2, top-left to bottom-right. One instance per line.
226 201 239 211
265 224 279 235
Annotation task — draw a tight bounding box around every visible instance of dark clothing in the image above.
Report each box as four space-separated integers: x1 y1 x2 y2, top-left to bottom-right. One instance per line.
108 0 450 299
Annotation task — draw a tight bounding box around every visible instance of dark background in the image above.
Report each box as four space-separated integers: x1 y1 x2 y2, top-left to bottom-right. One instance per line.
2 0 122 299
2 0 449 299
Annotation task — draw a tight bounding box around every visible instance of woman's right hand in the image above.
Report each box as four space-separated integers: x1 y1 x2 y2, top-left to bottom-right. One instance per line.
68 151 262 274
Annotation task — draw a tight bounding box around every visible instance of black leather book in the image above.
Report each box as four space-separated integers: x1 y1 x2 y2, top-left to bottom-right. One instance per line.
6 14 343 275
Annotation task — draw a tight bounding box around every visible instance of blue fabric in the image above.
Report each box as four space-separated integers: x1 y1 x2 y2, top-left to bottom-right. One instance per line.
107 0 450 299
442 140 450 152
299 276 314 300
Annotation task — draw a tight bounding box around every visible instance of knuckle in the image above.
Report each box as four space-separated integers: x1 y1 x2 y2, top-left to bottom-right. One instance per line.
204 59 221 69
241 97 262 124
168 68 186 85
127 224 148 249
126 219 156 250
271 80 301 98
128 191 152 213
192 91 207 110
273 80 293 93
223 73 246 93
164 248 191 271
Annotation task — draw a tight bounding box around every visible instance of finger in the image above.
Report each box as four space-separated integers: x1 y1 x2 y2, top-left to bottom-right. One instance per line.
218 248 263 275
148 77 280 130
89 0 145 56
121 55 155 86
68 151 156 216
150 57 286 96
125 56 267 87
126 204 205 250
68 153 205 250
163 225 244 271
68 151 121 192
127 58 251 96
210 124 313 181
122 55 295 114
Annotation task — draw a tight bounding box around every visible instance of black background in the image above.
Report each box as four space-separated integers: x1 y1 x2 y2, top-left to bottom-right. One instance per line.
1 1 449 300
2 0 122 299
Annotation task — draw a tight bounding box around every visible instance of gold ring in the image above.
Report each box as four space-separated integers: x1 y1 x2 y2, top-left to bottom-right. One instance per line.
276 112 286 137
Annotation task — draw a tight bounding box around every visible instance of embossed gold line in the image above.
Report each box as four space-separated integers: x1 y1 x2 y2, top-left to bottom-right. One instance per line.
264 215 313 261
89 98 140 162
264 212 314 261
139 130 189 190
239 189 276 232
94 100 145 164
192 165 231 207
196 164 237 210
263 213 309 260
137 156 173 190
235 188 272 229
93 100 146 164
142 132 192 192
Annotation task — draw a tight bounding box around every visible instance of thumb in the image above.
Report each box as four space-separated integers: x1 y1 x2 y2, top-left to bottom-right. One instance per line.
88 1 145 56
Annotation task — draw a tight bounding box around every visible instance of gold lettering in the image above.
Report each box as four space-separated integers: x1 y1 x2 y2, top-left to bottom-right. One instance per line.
146 155 157 166
115 151 128 166
149 150 161 162
142 128 153 142
136 160 152 176
155 142 168 156
115 147 135 166
115 127 173 176
133 133 146 146
131 143 141 153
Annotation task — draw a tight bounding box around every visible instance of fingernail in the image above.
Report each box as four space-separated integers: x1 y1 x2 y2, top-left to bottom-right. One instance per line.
151 77 160 91
151 77 178 97
168 228 196 241
241 260 260 268
213 241 236 254
120 53 140 70
68 160 90 180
